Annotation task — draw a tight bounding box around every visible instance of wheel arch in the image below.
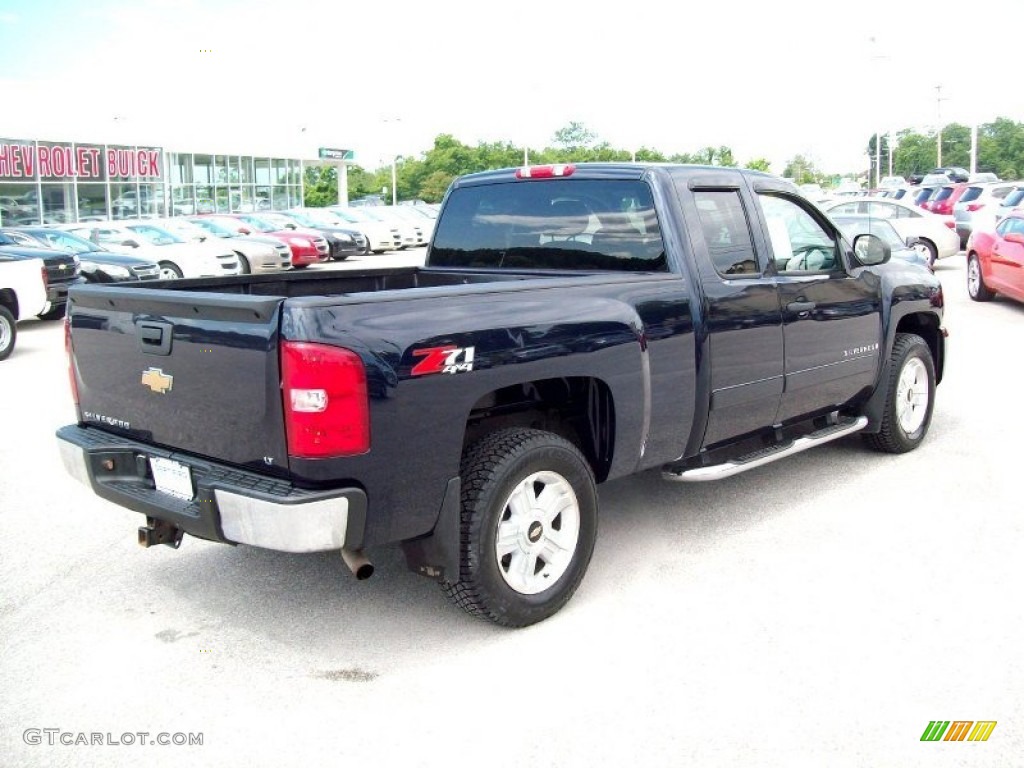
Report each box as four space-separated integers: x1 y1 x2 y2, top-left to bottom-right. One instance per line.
462 376 616 483
0 288 19 320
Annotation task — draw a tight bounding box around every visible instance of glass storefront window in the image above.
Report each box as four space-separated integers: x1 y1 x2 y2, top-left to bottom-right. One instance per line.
170 153 193 185
110 182 138 220
0 182 39 225
40 182 74 224
77 183 108 220
171 185 194 216
273 159 288 185
195 185 214 214
215 187 230 213
194 154 213 185
255 159 271 186
139 183 165 217
239 156 253 183
214 155 230 184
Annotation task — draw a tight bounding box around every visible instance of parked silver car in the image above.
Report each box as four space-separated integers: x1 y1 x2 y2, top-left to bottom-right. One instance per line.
160 217 291 273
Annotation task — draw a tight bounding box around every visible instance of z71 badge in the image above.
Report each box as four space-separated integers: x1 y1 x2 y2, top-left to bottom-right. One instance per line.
411 345 476 376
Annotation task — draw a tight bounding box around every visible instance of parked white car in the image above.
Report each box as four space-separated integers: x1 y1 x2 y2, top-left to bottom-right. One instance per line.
64 222 239 279
157 217 289 273
818 196 961 266
0 253 47 360
325 207 399 252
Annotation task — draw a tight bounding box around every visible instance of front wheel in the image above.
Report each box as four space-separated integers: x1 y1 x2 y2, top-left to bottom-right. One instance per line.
863 333 935 454
0 305 16 361
442 428 598 627
158 262 183 280
967 254 994 301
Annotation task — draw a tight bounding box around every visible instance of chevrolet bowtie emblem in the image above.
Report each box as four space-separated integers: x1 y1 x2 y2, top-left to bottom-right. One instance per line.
141 367 173 394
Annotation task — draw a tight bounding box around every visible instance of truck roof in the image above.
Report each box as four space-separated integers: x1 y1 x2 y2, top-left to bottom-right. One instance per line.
451 162 788 190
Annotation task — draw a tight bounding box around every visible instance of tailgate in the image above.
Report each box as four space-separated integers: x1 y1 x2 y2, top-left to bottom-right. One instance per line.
67 284 289 470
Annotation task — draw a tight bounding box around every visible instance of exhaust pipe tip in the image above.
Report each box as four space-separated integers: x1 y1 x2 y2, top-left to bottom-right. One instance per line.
341 548 374 580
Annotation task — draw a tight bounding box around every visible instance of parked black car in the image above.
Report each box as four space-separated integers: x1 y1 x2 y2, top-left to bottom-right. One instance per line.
929 166 970 183
2 227 160 283
0 231 81 319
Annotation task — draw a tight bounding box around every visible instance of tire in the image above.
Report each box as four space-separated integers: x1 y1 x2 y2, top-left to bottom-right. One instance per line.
38 304 66 321
908 238 937 268
442 428 598 627
0 305 16 361
158 262 183 280
235 253 251 275
863 333 935 454
292 264 308 270
967 253 994 301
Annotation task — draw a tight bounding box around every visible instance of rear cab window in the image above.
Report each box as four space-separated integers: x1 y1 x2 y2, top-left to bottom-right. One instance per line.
430 179 667 271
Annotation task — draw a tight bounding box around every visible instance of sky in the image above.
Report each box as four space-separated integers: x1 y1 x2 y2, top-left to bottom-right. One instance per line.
2 0 1023 176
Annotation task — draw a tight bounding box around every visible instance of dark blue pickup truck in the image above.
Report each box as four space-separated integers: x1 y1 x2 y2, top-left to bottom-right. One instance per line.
57 163 946 626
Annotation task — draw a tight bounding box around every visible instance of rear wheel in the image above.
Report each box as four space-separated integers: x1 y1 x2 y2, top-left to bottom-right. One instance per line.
908 238 937 268
158 262 183 280
0 306 16 361
442 428 598 627
967 253 994 301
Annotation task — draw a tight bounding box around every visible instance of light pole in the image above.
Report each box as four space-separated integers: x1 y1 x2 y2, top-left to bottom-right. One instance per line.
391 156 399 206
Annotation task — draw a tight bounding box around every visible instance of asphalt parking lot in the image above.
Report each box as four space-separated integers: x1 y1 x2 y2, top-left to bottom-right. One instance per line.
1 250 1022 766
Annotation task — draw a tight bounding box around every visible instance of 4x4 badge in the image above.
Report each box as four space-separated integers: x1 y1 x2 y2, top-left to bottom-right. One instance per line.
141 367 173 394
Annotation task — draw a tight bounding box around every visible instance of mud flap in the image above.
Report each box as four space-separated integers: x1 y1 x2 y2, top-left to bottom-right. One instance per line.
401 477 461 583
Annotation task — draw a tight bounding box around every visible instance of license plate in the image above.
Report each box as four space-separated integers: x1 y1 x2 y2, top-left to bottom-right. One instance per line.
150 457 194 501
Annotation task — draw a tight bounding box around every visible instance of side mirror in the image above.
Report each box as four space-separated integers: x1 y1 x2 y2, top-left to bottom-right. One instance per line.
1004 232 1024 245
238 227 251 235
121 239 140 248
852 233 891 266
286 223 297 230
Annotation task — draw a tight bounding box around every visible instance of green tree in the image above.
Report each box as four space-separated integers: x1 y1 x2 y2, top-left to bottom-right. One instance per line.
552 121 597 152
745 158 772 172
783 155 818 184
303 165 337 207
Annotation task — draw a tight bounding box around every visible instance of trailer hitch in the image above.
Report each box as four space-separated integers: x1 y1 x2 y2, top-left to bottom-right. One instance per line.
138 517 184 549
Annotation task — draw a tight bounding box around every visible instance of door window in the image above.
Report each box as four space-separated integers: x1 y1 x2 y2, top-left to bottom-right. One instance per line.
693 190 760 277
759 194 838 273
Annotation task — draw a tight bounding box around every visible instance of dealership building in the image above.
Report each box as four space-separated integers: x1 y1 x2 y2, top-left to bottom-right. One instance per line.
0 136 349 225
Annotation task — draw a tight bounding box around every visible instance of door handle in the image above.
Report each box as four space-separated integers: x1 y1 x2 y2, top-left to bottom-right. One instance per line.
787 300 816 313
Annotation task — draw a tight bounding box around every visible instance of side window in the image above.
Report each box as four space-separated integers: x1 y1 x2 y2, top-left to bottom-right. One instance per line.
758 194 838 274
693 190 759 277
830 202 860 215
3 231 34 245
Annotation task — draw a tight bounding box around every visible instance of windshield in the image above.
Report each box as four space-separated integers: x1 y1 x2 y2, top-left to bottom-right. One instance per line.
235 215 277 233
431 179 667 272
187 218 235 238
293 209 340 226
126 224 185 245
34 229 105 253
1001 189 1024 207
260 213 300 229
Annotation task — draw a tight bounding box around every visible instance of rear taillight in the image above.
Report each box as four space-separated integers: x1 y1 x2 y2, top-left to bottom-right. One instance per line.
967 203 984 212
281 341 369 458
64 317 79 405
515 164 575 179
41 265 48 291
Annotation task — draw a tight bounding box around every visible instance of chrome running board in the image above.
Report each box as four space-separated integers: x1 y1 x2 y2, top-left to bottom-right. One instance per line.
662 416 869 483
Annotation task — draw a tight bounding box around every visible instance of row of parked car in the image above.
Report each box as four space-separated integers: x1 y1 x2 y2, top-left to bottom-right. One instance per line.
871 175 1024 304
0 203 441 359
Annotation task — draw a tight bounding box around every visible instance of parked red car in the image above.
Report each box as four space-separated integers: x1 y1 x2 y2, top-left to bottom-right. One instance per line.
929 183 968 216
966 211 1024 304
197 214 329 268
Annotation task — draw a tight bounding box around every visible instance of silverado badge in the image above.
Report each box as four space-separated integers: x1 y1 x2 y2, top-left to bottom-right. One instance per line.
141 367 173 394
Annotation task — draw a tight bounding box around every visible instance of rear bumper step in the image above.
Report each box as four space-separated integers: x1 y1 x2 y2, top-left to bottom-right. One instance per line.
663 416 868 483
57 424 367 552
